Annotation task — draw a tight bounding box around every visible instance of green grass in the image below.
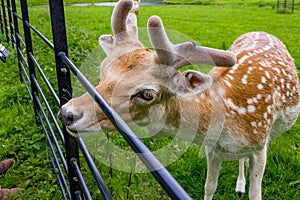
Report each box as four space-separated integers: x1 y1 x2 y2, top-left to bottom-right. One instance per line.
0 2 299 200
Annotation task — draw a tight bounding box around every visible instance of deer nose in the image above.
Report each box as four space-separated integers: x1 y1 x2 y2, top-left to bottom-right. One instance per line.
58 107 83 126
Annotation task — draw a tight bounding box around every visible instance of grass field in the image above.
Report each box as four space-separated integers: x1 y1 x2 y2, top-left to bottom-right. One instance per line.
0 1 299 199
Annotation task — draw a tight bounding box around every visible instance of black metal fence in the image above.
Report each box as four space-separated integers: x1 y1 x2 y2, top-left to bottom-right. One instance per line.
277 0 295 13
0 0 191 199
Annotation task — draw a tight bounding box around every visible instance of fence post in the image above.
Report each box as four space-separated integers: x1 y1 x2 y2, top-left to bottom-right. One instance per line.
20 0 39 118
0 0 8 42
6 0 13 46
10 0 22 81
48 0 82 199
0 1 3 35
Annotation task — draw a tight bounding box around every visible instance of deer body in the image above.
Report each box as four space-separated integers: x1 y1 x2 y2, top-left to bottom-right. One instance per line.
58 0 299 199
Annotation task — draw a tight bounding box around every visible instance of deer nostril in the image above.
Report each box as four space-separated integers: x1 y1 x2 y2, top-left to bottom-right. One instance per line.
58 107 83 126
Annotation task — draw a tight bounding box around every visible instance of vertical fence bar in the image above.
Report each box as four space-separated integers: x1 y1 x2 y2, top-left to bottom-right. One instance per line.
1 0 8 41
20 0 39 119
48 0 82 199
11 0 22 81
6 0 13 46
0 1 3 34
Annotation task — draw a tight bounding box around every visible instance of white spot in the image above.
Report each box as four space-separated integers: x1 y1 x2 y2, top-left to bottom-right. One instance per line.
265 71 271 79
257 94 262 99
259 61 267 67
200 93 206 99
232 64 239 71
282 95 286 102
242 75 248 84
238 55 250 64
281 69 287 76
238 107 247 115
253 98 258 103
247 99 253 104
229 69 235 74
224 80 232 87
279 61 286 66
274 68 281 74
286 83 290 89
267 105 272 113
251 122 257 127
227 98 239 111
258 122 262 127
264 112 268 119
227 74 234 80
261 76 266 83
257 84 263 90
265 95 272 102
263 45 271 51
277 85 281 90
280 78 285 83
247 105 256 113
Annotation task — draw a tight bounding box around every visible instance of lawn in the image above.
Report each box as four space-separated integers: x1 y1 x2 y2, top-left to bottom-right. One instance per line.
0 1 299 199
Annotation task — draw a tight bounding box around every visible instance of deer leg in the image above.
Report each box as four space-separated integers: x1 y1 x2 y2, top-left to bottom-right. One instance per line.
235 158 246 198
204 148 222 200
248 143 267 200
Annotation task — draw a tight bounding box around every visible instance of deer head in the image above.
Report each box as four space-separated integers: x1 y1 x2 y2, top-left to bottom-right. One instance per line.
58 0 235 137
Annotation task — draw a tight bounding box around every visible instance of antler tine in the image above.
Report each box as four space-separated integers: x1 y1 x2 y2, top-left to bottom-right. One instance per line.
127 13 138 41
148 15 236 69
172 43 236 69
112 0 133 38
147 16 176 65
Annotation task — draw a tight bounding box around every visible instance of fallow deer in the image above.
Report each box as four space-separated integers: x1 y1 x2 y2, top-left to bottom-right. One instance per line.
58 0 300 199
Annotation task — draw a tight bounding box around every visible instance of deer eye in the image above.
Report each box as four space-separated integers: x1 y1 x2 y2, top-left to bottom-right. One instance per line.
131 89 157 103
141 89 157 101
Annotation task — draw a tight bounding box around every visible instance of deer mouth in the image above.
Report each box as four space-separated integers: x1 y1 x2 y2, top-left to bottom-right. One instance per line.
65 128 80 138
58 107 105 136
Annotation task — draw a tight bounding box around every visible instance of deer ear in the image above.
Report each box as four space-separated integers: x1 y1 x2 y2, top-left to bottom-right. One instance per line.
170 70 212 97
99 34 114 55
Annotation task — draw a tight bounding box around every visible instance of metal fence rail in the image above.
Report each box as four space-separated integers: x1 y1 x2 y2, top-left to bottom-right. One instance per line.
0 0 192 199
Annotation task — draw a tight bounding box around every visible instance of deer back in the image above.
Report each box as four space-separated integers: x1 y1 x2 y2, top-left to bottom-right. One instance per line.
209 31 299 151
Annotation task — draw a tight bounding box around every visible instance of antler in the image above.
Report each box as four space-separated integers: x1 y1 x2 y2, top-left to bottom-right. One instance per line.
99 0 143 55
147 16 236 69
112 0 133 37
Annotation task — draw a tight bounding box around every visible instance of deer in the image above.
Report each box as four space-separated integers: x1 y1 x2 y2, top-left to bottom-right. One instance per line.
58 0 300 199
